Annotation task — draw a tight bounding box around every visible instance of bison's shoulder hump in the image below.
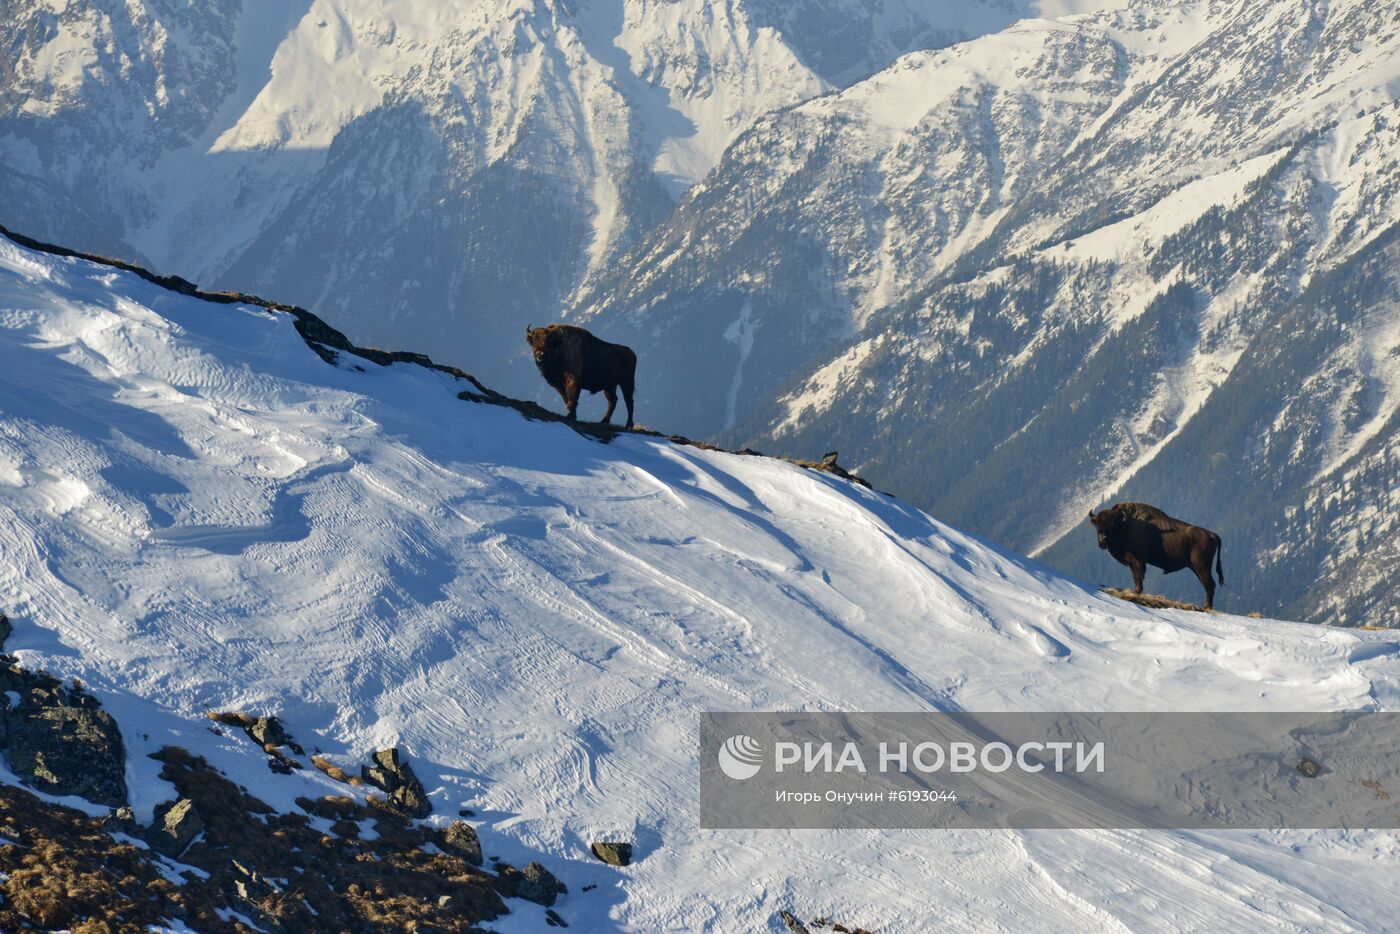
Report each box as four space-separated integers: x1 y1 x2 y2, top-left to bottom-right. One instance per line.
1113 502 1169 522
1113 502 1189 531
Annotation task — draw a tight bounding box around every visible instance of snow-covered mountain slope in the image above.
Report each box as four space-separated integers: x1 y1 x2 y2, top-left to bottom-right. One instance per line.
0 0 1111 399
4 236 1400 930
580 0 1400 624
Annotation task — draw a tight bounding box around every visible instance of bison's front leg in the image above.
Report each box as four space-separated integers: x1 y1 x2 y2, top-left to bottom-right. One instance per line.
1125 554 1146 594
601 387 618 424
564 374 580 421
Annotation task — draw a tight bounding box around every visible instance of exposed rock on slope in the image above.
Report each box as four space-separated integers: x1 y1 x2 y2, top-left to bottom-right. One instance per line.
0 616 127 807
0 618 559 931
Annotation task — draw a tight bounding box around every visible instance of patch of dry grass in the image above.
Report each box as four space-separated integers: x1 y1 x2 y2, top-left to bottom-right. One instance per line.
1101 588 1216 614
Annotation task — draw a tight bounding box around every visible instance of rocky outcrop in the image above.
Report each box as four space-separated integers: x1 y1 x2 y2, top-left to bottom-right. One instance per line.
780 911 811 934
0 617 565 929
0 745 514 932
362 746 432 818
149 798 204 857
0 638 128 807
207 710 306 772
207 711 306 756
442 820 484 866
6 705 128 807
314 746 436 817
589 840 633 867
248 715 292 748
497 860 567 906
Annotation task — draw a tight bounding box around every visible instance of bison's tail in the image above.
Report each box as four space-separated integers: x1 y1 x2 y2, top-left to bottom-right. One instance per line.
1214 536 1225 587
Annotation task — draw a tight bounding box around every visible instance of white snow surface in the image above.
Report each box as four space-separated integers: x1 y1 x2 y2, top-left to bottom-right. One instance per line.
2 237 1400 930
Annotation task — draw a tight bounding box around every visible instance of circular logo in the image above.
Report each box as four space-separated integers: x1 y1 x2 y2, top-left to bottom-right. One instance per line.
718 734 763 781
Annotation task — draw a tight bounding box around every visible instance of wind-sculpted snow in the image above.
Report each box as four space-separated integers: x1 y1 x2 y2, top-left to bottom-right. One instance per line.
3 237 1400 929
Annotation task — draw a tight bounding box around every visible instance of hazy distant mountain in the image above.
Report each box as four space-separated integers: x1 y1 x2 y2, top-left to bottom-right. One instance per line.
0 0 1089 394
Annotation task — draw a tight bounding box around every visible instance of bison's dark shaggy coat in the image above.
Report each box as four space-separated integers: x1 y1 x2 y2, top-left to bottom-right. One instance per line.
526 324 636 428
1088 502 1225 609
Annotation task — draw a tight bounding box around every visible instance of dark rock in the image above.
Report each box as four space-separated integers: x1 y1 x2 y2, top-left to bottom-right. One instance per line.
149 798 203 857
1297 756 1322 778
514 860 566 906
780 910 811 934
589 841 632 867
248 716 290 747
442 820 484 866
362 746 431 817
373 746 406 773
330 818 361 838
6 703 128 806
0 613 10 650
545 908 569 927
362 764 398 792
391 782 431 818
102 805 138 833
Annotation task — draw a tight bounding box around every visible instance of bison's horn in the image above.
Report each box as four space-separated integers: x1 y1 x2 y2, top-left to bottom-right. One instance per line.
526 324 535 336
1087 509 1096 519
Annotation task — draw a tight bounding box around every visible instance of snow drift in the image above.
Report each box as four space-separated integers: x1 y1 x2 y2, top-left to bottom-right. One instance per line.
1 233 1398 930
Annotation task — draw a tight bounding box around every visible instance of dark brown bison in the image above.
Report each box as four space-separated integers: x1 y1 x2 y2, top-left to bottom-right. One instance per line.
526 324 636 428
1088 502 1224 609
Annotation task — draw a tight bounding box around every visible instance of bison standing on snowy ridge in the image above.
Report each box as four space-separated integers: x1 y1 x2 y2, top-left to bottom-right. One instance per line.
526 324 637 428
1088 502 1225 610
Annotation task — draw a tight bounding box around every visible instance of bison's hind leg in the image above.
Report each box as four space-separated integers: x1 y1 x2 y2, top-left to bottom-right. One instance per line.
601 387 618 424
1192 558 1216 610
621 358 636 429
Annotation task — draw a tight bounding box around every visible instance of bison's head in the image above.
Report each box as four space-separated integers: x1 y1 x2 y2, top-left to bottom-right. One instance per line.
525 325 553 363
1087 508 1122 550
